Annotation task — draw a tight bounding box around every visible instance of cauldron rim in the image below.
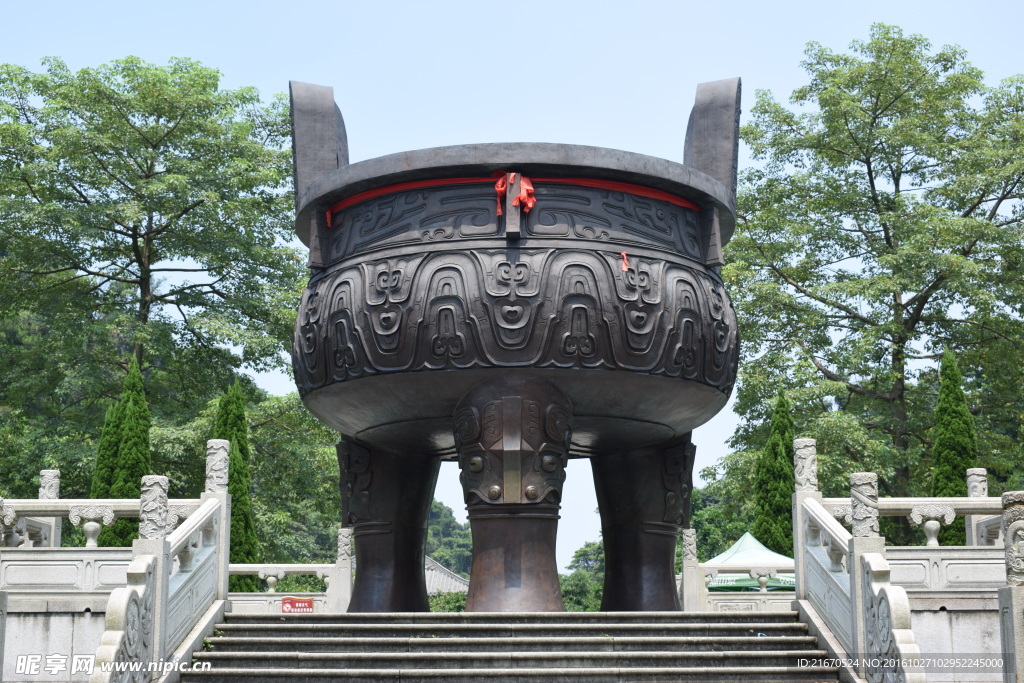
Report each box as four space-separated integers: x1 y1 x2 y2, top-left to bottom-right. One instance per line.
294 142 734 248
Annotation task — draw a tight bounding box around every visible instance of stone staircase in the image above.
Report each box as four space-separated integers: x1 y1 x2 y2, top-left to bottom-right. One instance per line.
180 611 840 682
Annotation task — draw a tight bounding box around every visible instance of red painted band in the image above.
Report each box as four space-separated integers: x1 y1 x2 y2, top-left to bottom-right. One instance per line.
324 176 700 226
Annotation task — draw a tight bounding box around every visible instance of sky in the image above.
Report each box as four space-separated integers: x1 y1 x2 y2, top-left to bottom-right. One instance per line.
5 0 1020 571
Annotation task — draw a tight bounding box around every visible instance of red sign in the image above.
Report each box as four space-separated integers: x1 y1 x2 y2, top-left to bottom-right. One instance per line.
281 596 314 613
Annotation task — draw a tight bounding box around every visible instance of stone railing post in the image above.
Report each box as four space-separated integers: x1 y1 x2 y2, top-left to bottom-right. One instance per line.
849 472 885 678
999 491 1024 683
679 528 701 610
792 438 821 600
38 469 61 547
966 468 988 546
0 589 7 677
139 476 169 541
203 439 232 600
326 527 353 612
130 475 172 668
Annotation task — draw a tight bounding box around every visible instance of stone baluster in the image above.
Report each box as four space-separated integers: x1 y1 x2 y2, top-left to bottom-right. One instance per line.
999 492 1024 681
38 469 61 548
139 475 169 540
908 504 955 547
965 468 988 545
749 567 777 592
68 505 115 547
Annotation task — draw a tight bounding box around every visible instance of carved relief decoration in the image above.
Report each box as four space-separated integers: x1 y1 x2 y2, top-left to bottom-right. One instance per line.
69 504 115 526
861 553 925 683
138 476 169 540
294 248 738 396
38 470 60 499
908 504 955 526
1004 492 1024 586
338 440 373 525
682 528 697 561
454 385 573 506
850 472 879 538
662 441 696 527
323 184 704 267
793 439 818 492
93 554 156 683
966 468 988 497
204 439 229 494
337 527 353 564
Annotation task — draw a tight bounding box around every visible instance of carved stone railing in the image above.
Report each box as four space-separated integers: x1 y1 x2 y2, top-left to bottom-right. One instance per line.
822 468 1004 548
91 441 232 683
0 497 202 548
228 527 354 613
1000 491 1024 682
799 494 856 652
860 552 926 682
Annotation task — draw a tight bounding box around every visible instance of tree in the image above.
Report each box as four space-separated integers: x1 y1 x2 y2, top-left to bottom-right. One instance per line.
727 24 1024 510
931 350 978 544
213 382 260 590
0 56 303 425
752 392 796 555
426 500 473 577
91 357 151 546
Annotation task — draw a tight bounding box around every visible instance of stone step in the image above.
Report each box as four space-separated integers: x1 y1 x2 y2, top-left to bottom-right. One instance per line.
221 611 802 625
206 634 823 653
192 649 830 669
179 665 840 682
212 621 810 639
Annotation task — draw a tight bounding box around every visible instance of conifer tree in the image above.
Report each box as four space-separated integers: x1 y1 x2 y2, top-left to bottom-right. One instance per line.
752 392 796 555
93 358 152 546
90 403 122 498
213 382 260 591
931 350 978 545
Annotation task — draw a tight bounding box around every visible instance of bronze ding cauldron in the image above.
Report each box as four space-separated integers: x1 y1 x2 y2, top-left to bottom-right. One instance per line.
289 79 741 612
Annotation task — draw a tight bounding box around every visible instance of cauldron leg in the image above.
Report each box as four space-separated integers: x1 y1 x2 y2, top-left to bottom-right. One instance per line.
453 377 573 612
592 436 695 611
337 439 439 612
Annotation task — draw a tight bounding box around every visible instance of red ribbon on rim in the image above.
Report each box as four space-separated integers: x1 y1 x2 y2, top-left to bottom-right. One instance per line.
494 172 536 216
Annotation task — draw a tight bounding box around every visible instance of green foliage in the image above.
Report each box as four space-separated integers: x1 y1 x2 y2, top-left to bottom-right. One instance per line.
213 383 259 590
722 24 1023 532
567 540 605 577
559 569 602 612
93 357 151 546
931 350 979 545
426 500 473 577
0 56 302 509
752 393 796 556
428 591 467 613
692 453 758 561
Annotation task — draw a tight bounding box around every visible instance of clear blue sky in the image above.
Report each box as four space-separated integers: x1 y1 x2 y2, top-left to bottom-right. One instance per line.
5 0 1020 569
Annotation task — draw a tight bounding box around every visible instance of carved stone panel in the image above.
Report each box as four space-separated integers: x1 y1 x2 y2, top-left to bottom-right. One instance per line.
851 472 879 538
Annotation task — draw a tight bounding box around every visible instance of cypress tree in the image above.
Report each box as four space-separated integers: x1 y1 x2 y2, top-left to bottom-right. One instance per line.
213 382 260 591
95 358 152 546
752 391 796 555
931 350 978 545
90 402 123 498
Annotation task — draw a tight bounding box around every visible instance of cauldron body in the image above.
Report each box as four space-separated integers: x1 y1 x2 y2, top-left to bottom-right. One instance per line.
289 82 741 612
